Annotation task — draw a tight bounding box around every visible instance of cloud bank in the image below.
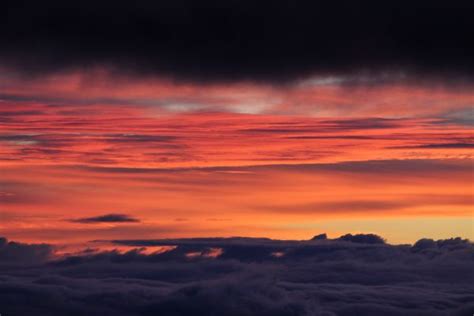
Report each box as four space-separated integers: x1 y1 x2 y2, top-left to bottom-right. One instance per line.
2 0 474 83
0 235 473 315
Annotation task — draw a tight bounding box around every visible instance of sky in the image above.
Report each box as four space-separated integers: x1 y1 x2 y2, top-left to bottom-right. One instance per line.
1 0 473 246
1 2 474 316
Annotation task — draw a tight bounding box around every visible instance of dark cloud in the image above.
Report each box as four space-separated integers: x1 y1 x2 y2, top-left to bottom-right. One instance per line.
241 118 402 135
266 200 410 214
389 142 474 149
0 237 53 264
0 110 44 116
320 118 402 130
0 235 473 315
257 194 472 215
69 213 140 224
311 233 328 241
104 135 178 144
439 108 474 126
337 233 386 244
1 0 474 83
286 135 376 140
268 158 472 175
72 159 472 190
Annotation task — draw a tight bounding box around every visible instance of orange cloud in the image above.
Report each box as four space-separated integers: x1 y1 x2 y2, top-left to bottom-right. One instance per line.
1 70 473 246
1 160 472 244
1 70 473 117
1 107 472 168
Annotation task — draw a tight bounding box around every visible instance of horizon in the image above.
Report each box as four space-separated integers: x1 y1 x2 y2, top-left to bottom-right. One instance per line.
2 233 471 259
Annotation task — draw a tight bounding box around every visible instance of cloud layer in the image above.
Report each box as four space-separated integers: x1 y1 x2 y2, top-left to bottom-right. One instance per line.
1 159 472 244
0 235 473 315
2 0 474 82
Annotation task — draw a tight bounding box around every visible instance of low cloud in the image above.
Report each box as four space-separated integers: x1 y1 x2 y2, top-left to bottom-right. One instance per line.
0 237 53 263
1 234 473 315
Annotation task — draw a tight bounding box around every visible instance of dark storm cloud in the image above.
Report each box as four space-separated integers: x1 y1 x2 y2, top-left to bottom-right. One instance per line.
69 213 140 224
0 235 473 315
1 0 474 83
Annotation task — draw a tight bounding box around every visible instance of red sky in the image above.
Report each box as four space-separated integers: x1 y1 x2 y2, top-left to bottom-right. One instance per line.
0 70 473 245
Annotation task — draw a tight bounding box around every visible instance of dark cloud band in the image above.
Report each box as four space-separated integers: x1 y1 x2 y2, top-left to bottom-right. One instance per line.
2 0 474 83
0 235 473 315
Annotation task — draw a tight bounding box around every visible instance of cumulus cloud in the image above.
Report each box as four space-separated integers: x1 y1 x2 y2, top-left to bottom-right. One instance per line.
69 213 140 224
0 235 473 315
337 233 386 244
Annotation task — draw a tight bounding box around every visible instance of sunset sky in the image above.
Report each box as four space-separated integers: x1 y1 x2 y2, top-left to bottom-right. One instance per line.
1 71 472 245
1 0 473 246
